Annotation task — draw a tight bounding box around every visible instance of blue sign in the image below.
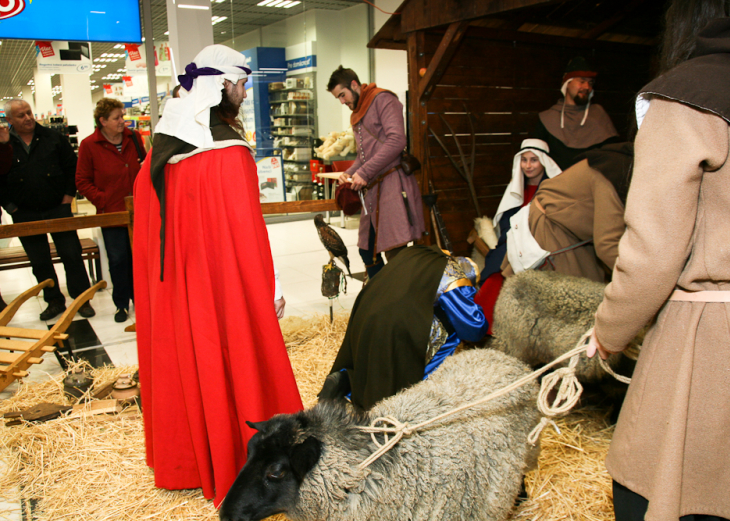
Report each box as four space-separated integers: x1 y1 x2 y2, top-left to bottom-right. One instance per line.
287 55 317 72
0 0 142 43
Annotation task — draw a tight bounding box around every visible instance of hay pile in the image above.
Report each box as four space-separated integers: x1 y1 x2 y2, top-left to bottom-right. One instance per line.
0 313 616 520
514 410 615 520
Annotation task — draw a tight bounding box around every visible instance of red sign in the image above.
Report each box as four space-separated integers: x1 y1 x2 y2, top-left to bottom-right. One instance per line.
271 157 279 168
103 84 113 94
125 44 142 61
0 0 26 20
36 41 54 58
123 76 133 87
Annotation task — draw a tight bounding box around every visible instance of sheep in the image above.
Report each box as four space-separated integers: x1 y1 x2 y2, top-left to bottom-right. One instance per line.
489 270 641 384
219 348 541 521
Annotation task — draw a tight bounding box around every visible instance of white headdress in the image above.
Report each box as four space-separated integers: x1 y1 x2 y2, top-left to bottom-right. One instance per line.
155 44 251 149
492 139 562 235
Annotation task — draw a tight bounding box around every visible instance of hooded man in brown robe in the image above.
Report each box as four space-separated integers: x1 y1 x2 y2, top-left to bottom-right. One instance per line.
532 56 619 170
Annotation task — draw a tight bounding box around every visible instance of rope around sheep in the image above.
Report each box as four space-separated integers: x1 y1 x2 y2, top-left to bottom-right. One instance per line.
357 327 631 469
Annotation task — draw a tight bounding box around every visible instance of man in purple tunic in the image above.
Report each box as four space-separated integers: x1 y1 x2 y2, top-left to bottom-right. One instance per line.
328 66 425 280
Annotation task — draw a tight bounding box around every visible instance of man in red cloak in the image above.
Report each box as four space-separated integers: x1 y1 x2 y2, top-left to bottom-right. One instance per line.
133 45 302 507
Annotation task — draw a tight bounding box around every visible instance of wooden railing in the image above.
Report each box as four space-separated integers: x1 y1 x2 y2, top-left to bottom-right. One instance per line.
0 198 339 241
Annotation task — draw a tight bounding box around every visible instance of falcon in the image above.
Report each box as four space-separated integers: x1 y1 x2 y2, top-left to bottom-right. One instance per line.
314 214 352 277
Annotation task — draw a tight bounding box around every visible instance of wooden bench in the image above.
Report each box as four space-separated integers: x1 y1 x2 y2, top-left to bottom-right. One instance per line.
0 238 102 284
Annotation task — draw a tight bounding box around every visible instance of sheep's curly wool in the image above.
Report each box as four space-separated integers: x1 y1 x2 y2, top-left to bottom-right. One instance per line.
289 348 541 521
490 270 639 382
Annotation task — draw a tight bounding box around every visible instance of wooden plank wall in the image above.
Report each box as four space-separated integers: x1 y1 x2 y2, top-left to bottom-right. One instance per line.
419 28 653 256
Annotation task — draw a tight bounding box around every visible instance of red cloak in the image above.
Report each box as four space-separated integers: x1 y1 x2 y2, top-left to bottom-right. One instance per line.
133 144 303 506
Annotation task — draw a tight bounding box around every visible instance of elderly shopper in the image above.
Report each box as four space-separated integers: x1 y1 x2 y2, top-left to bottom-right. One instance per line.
0 99 94 321
329 66 424 280
76 98 146 322
133 45 302 507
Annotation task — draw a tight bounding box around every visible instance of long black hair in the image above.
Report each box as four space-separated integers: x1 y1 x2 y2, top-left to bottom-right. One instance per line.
660 0 730 74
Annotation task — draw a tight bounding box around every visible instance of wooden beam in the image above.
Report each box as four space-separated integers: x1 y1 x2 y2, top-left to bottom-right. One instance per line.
260 200 339 215
418 21 470 103
455 24 655 51
580 0 648 40
401 0 556 34
0 212 130 240
408 30 432 246
368 1 408 50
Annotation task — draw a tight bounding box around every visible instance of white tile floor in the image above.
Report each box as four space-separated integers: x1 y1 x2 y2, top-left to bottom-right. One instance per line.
0 214 365 519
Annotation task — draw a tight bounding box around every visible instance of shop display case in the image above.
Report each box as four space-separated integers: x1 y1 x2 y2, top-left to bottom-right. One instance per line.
268 74 317 200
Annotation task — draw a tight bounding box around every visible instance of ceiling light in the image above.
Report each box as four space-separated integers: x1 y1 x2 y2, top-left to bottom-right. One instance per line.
269 0 288 6
283 0 301 7
164 31 170 35
257 0 276 5
279 0 295 6
212 15 227 25
178 4 209 9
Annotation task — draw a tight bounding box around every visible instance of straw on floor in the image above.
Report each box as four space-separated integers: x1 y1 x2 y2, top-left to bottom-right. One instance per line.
0 313 616 520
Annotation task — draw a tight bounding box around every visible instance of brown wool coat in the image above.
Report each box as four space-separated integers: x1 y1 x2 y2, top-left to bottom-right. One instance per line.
501 158 625 282
346 92 425 253
595 98 730 520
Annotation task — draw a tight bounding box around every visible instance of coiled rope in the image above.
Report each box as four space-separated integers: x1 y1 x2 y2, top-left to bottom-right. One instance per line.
357 327 631 469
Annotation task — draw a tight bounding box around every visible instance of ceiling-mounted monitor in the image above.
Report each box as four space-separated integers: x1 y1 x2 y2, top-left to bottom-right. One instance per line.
0 0 142 43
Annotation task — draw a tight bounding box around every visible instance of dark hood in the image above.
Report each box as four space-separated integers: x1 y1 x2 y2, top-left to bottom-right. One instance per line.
576 142 634 206
640 18 730 124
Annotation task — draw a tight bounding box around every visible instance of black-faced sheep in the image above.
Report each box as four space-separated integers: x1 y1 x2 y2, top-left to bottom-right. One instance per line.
219 348 541 521
490 270 640 383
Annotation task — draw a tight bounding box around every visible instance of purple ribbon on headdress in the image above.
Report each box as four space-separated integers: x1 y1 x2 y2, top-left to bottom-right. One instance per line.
177 62 251 91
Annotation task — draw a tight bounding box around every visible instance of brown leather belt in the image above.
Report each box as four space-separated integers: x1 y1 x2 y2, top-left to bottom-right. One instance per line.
366 165 400 190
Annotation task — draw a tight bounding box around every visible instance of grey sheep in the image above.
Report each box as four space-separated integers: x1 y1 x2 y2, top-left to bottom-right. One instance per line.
219 348 541 521
490 270 640 383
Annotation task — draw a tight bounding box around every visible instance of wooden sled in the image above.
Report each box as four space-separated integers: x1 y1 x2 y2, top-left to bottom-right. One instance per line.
0 279 107 392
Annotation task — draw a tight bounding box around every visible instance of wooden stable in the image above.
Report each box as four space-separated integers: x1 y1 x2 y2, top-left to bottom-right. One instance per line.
370 0 666 255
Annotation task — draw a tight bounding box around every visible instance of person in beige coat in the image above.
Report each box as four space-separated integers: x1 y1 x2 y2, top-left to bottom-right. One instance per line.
500 143 632 282
589 9 730 521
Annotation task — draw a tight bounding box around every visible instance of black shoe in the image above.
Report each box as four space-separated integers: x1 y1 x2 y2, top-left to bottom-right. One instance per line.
0 298 6 313
114 308 128 323
78 302 96 318
40 299 66 321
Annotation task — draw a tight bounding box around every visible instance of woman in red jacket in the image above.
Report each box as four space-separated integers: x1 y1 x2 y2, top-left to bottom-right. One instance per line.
76 98 146 322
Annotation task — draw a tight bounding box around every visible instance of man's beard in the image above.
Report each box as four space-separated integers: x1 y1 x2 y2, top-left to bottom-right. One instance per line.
349 88 360 110
225 85 244 111
574 92 590 106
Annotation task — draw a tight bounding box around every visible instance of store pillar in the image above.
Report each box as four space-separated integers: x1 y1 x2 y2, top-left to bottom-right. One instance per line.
21 86 36 115
60 74 94 141
33 69 54 118
165 0 214 79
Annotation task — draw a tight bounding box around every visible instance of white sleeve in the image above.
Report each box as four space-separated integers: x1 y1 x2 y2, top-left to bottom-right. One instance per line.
274 264 283 301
